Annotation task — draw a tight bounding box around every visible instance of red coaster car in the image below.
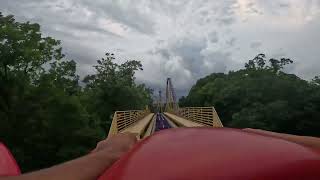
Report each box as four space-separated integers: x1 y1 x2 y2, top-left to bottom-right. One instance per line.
99 128 320 180
0 143 20 177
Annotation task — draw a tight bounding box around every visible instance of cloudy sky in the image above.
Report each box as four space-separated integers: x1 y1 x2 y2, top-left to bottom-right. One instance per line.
1 0 320 96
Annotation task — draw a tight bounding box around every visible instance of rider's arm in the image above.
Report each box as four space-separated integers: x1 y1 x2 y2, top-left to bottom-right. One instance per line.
0 133 137 180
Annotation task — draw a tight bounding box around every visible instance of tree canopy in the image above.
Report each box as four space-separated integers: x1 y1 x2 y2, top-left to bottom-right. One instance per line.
2 11 320 172
180 54 320 137
0 12 152 172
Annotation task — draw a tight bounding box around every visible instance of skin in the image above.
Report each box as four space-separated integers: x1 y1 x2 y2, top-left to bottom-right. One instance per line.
0 133 138 180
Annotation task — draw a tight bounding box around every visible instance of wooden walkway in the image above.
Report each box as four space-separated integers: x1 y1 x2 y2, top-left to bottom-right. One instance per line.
164 112 204 127
121 113 154 138
142 115 156 138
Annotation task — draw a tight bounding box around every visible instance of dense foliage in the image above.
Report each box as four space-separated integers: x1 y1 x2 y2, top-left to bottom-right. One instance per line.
180 54 320 137
0 13 152 172
2 11 320 172
82 53 153 131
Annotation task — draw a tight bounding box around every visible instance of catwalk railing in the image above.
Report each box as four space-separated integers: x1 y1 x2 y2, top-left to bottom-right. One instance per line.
107 107 223 139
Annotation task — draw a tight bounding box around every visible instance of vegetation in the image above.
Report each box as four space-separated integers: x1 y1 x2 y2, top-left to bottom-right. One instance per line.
2 11 320 173
180 54 320 137
0 13 152 172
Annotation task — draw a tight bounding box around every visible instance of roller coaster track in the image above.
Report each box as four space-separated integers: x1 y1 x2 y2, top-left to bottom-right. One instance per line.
108 78 223 139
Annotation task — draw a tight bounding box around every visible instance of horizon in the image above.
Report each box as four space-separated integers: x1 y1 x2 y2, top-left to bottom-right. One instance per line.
1 0 320 97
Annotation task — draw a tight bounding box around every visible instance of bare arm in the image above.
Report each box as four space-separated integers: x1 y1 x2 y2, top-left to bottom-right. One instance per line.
1 133 137 180
244 128 320 149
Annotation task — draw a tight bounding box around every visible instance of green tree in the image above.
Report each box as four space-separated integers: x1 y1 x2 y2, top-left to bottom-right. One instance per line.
0 12 103 172
181 54 320 137
83 53 153 131
0 12 64 120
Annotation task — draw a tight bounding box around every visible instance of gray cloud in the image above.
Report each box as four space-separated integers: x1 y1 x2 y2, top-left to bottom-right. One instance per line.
74 0 156 35
226 37 237 47
245 2 263 15
148 35 236 96
279 3 290 8
203 51 232 73
208 31 219 43
250 41 262 49
171 37 206 74
216 16 235 26
150 37 208 91
1 0 320 97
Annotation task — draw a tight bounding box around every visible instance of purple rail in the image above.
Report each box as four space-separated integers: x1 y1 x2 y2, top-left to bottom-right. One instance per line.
155 113 171 131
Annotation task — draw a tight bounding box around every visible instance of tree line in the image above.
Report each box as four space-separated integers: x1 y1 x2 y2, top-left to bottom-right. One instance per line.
180 54 320 137
3 11 320 172
0 13 152 172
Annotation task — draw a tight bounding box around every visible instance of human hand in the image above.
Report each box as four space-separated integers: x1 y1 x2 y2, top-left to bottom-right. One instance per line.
92 133 138 159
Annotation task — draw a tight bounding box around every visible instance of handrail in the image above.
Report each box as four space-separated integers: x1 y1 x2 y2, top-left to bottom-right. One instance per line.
108 109 150 137
174 107 223 127
108 106 222 138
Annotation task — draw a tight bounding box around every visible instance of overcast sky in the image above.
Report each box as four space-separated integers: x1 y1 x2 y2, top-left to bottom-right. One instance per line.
1 0 320 97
